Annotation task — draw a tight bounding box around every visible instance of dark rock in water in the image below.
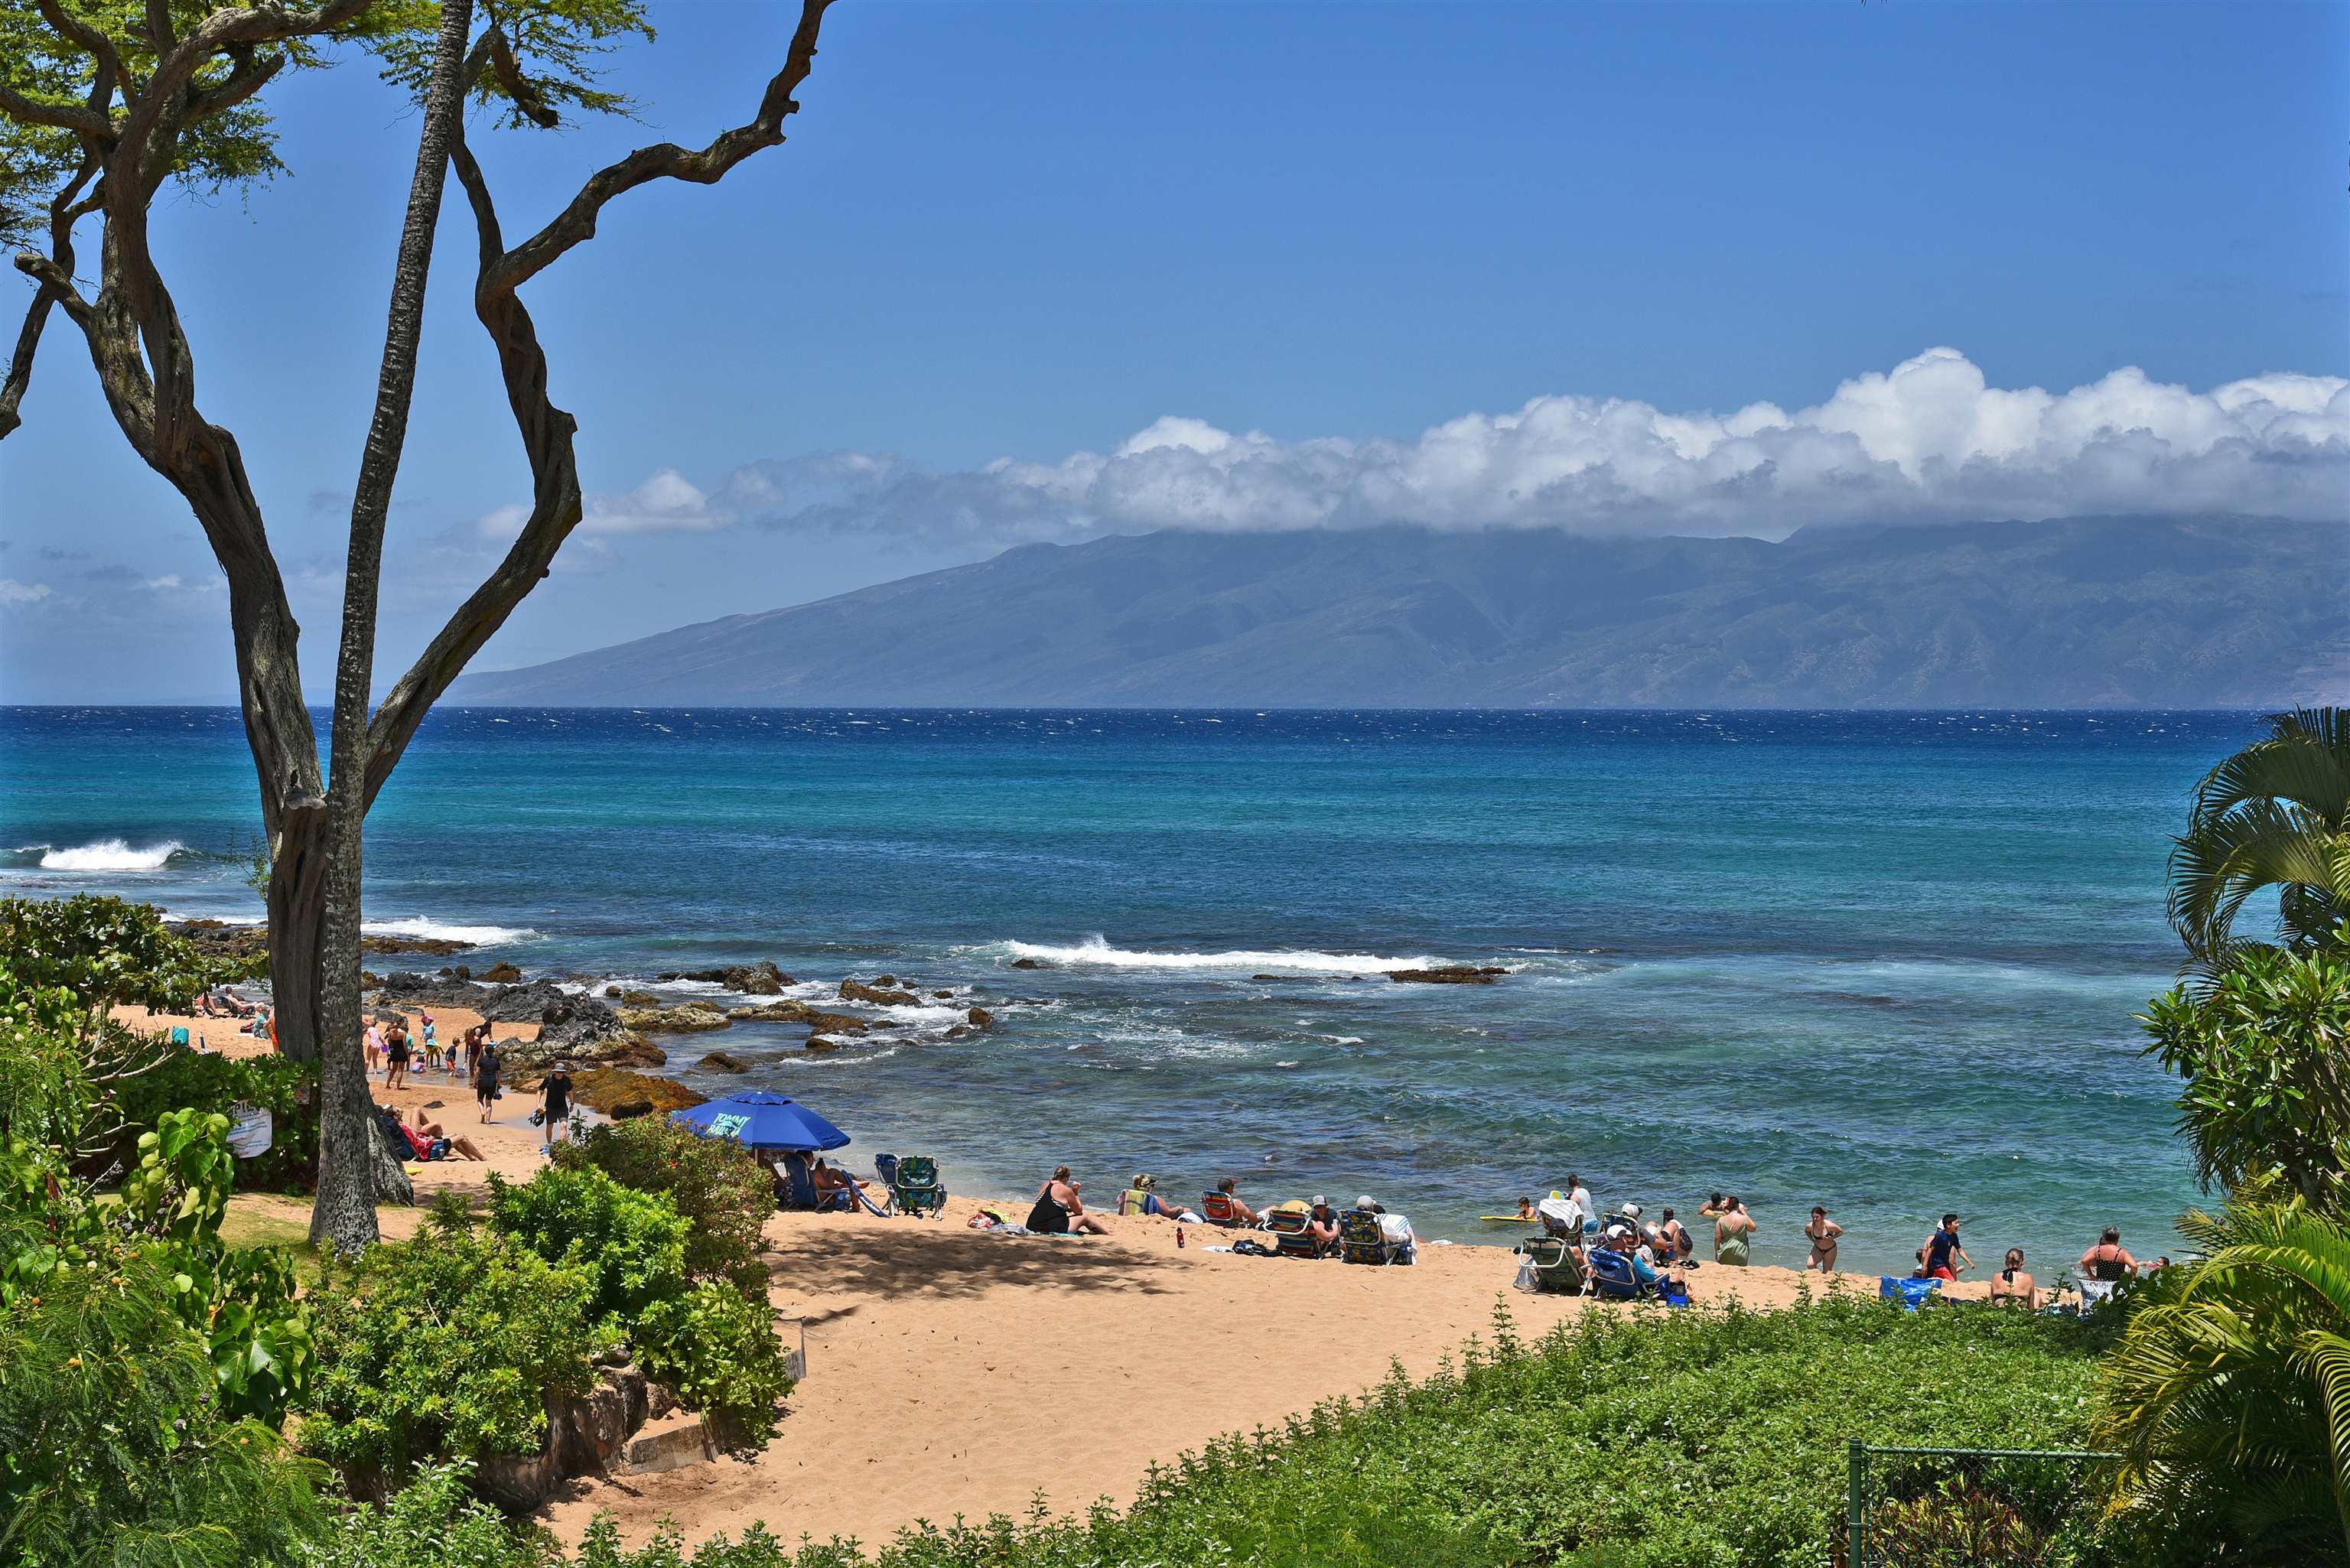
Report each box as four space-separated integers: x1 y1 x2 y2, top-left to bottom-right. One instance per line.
698 1051 750 1073
604 984 623 999
874 974 898 987
933 989 954 999
483 961 523 984
572 1067 705 1114
966 1006 995 1031
166 919 269 962
620 989 660 1007
361 970 382 988
454 965 472 981
1250 974 1287 982
803 1036 840 1054
1387 965 1508 984
841 979 919 1007
360 930 473 958
1010 957 1043 969
675 961 791 994
727 1000 868 1035
944 1025 974 1039
657 973 681 982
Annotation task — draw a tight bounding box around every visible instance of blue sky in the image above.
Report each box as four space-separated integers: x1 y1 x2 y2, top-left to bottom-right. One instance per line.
2 0 2345 702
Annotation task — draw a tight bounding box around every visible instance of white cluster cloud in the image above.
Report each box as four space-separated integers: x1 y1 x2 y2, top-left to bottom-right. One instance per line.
0 579 53 607
475 349 2350 551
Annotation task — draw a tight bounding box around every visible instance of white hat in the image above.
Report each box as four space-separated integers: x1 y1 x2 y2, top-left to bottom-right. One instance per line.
1619 1202 1642 1220
1310 1194 1327 1207
1356 1195 1377 1210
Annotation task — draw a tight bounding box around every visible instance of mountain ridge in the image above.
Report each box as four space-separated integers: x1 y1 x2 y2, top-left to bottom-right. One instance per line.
450 516 2349 708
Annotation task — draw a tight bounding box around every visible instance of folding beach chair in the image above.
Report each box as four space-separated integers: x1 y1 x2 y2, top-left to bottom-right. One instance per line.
1265 1202 1327 1259
1587 1247 1657 1302
1338 1208 1400 1265
2075 1277 2117 1314
1512 1235 1586 1296
889 1154 947 1219
774 1153 851 1213
1201 1189 1251 1228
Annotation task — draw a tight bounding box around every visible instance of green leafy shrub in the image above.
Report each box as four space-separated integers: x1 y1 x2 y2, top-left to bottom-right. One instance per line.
298 1219 616 1480
298 1462 559 1568
2 1109 314 1426
115 1046 318 1189
487 1163 692 1328
552 1115 772 1299
634 1282 795 1442
0 1217 326 1567
0 893 256 1017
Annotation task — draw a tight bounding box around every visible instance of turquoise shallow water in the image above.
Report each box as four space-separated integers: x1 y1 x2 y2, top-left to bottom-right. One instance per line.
0 706 2254 1275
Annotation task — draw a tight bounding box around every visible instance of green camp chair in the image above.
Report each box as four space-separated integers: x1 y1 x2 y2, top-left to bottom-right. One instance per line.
1515 1235 1585 1295
890 1154 946 1218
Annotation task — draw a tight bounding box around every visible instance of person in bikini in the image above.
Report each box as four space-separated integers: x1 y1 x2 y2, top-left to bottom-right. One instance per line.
399 1105 486 1161
1714 1196 1757 1266
2078 1227 2137 1283
1990 1247 2039 1309
1803 1205 1844 1273
1027 1166 1111 1235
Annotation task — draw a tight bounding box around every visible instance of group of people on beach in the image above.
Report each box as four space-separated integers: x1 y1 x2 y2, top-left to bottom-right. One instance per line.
363 1013 519 1123
1902 1215 2169 1308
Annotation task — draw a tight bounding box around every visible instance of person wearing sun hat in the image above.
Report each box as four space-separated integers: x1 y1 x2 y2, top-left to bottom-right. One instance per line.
1118 1173 1190 1219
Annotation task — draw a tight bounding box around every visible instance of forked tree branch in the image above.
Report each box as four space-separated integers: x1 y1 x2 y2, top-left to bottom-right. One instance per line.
363 0 837 795
495 0 834 291
32 0 124 111
0 155 102 439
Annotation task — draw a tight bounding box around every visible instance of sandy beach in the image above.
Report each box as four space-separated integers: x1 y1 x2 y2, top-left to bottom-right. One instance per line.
122 997 2070 1549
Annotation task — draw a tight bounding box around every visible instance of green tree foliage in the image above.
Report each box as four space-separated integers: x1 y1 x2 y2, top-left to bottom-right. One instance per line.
298 1213 614 1479
0 1202 324 1567
298 1462 559 1568
2096 1202 2350 1566
0 893 252 1018
633 1282 795 1444
2140 942 2350 1213
551 1115 773 1299
2169 707 2350 967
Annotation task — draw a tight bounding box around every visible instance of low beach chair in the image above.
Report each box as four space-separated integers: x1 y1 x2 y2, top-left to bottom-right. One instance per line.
889 1154 947 1219
2075 1277 2117 1314
1513 1235 1585 1295
1587 1247 1655 1302
774 1153 850 1213
1338 1208 1399 1265
1265 1202 1326 1259
1201 1190 1251 1228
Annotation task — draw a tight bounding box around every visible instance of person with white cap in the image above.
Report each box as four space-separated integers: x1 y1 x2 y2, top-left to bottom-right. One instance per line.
1358 1194 1417 1264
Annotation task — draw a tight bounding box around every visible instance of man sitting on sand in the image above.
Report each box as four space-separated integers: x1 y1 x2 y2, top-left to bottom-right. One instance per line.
1213 1176 1261 1227
1307 1196 1342 1255
1027 1166 1112 1235
1118 1173 1193 1219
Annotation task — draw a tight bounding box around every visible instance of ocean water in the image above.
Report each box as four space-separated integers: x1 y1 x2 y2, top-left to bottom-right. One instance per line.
0 706 2255 1275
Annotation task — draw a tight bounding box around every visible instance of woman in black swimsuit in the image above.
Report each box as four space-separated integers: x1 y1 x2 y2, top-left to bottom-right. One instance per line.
1027 1166 1111 1235
2079 1227 2137 1283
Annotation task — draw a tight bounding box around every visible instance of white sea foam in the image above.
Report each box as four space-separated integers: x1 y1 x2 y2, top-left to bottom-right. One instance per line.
40 838 184 872
361 916 540 945
998 935 1431 974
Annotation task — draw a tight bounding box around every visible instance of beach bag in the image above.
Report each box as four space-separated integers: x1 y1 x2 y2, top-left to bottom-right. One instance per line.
1881 1276 1940 1312
1513 1258 1540 1294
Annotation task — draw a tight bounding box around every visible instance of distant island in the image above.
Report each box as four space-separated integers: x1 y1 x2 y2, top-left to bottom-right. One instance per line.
451 515 2348 708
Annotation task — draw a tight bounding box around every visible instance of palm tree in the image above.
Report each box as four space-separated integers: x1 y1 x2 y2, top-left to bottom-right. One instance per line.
2169 707 2350 967
2095 1202 2350 1563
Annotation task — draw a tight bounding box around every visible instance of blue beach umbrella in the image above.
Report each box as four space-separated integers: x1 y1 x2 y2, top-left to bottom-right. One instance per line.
672 1090 850 1153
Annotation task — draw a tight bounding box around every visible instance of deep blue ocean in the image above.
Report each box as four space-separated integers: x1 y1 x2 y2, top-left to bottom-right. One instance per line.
0 706 2253 1275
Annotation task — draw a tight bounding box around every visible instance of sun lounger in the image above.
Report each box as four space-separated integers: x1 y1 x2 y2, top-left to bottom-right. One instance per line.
1338 1208 1400 1265
888 1154 947 1218
774 1153 851 1213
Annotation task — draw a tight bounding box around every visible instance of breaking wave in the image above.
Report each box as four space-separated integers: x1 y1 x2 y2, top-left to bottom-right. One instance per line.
361 916 540 945
36 838 187 872
997 935 1431 974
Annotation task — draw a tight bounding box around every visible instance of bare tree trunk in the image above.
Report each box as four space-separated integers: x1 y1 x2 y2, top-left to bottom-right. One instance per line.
306 0 474 1255
265 797 328 1062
